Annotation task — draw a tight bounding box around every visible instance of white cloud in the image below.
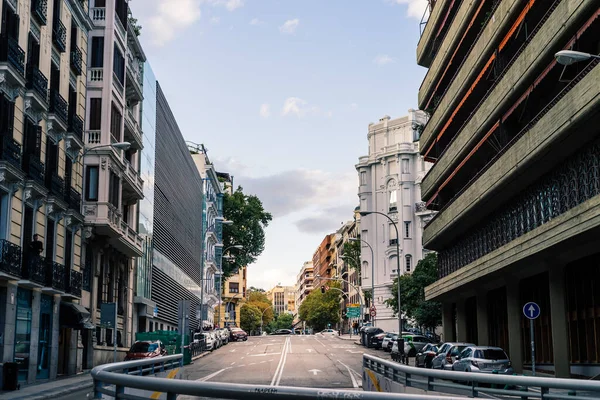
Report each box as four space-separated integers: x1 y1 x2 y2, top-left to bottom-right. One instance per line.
200 0 245 11
281 97 307 117
373 54 395 66
259 104 271 118
386 0 429 20
279 19 300 34
146 0 202 46
250 18 263 26
210 16 221 25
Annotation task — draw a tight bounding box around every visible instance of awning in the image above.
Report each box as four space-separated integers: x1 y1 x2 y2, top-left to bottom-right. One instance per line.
60 302 95 330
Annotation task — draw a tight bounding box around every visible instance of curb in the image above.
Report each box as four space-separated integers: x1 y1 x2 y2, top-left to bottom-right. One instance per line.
191 351 210 362
2 381 94 400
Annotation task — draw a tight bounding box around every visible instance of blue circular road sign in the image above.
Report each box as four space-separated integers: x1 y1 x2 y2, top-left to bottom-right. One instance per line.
523 302 540 320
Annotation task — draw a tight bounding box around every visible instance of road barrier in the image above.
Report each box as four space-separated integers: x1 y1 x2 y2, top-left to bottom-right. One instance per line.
92 353 465 399
363 353 600 399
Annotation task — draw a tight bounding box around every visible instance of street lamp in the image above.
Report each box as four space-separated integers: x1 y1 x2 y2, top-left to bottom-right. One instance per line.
78 141 131 161
360 211 402 333
348 237 375 326
554 50 600 66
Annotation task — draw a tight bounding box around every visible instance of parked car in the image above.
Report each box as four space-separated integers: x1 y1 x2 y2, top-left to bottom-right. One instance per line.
370 332 387 349
452 346 514 375
212 331 222 349
219 329 230 345
202 332 215 351
230 328 248 341
381 332 398 352
271 329 293 335
431 342 475 370
363 327 384 347
415 343 439 368
403 334 433 357
124 340 168 360
318 329 338 336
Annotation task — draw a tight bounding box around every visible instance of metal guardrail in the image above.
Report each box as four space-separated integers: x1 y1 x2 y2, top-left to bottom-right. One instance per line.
92 353 465 400
363 354 600 400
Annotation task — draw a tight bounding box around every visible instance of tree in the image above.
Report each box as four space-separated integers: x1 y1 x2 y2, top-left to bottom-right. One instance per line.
342 238 361 284
240 303 262 333
267 313 294 332
385 253 441 331
246 290 274 327
222 186 272 279
127 9 142 37
298 282 342 331
248 286 265 293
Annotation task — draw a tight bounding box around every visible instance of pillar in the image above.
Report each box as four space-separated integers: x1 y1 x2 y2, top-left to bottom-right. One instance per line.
506 281 523 373
476 292 489 346
441 302 454 343
549 265 570 378
456 299 467 342
1 281 18 363
49 294 60 380
27 289 41 384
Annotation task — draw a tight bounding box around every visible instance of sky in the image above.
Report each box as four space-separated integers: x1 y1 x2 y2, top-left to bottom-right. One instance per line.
129 0 429 291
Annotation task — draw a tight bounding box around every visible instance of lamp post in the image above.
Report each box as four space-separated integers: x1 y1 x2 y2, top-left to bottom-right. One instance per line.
554 50 600 65
348 237 375 326
79 141 131 161
216 245 243 327
360 211 402 333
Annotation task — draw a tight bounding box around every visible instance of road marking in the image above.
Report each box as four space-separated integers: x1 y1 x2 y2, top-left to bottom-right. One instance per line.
366 369 382 392
306 349 313 353
197 368 228 382
270 336 287 386
150 368 179 398
308 369 321 376
314 336 328 348
230 349 236 352
337 360 360 389
260 361 266 363
249 352 281 357
275 337 290 386
270 336 290 386
249 363 256 365
230 362 236 365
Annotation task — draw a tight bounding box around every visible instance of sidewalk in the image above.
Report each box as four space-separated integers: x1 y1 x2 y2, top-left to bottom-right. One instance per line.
0 372 93 400
337 334 363 345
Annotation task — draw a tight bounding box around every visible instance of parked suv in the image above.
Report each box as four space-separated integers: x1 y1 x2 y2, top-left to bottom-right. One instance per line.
230 328 248 341
452 346 514 375
431 342 475 370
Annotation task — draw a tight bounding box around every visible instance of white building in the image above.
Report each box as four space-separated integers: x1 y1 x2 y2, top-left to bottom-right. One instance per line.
355 110 435 332
295 261 314 311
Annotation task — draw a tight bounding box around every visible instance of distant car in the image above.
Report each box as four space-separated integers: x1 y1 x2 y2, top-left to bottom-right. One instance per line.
403 334 433 357
431 342 475 370
219 329 230 345
318 329 338 336
370 332 387 349
212 331 222 349
230 328 248 341
452 346 514 375
202 333 215 351
124 340 168 361
381 332 399 352
270 329 293 335
415 343 439 368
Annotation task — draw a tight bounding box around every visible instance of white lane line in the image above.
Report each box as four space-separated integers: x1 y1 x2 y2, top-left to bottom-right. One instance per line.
289 339 293 354
269 336 289 386
249 363 256 365
248 352 280 357
274 337 290 386
197 368 229 382
230 362 236 366
337 360 360 389
314 336 328 348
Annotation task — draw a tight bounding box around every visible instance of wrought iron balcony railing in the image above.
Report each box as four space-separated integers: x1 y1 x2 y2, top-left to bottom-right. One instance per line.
23 153 45 185
0 239 21 278
46 171 65 197
52 19 67 53
26 64 49 100
46 260 66 291
66 269 82 297
31 0 48 25
0 37 25 76
0 136 22 169
68 114 84 141
70 46 82 75
64 186 82 211
22 254 46 285
49 89 68 125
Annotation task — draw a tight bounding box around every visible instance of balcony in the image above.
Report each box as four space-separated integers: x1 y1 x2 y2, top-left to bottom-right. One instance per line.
25 65 48 111
65 114 84 160
46 171 65 198
20 255 46 287
0 136 24 183
52 19 67 53
0 37 26 86
124 109 143 149
91 7 105 26
70 46 82 75
64 186 81 211
0 239 22 280
22 153 45 186
89 68 103 83
44 260 66 293
122 159 144 201
64 269 82 299
115 14 126 42
31 0 48 26
83 202 143 257
48 89 68 132
126 52 143 101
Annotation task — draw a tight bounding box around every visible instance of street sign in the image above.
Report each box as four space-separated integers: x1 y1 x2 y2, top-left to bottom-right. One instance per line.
153 306 158 317
370 306 376 311
523 302 540 320
346 303 360 308
346 306 361 318
370 309 377 317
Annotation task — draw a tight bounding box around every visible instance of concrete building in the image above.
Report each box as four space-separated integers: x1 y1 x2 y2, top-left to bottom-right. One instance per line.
295 261 313 311
356 111 435 332
189 143 224 328
81 0 145 367
417 0 600 377
267 285 295 315
0 0 92 385
312 233 335 289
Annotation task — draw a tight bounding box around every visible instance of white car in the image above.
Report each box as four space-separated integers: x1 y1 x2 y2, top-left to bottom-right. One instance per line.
202 332 215 351
211 331 222 348
319 329 339 336
219 329 229 345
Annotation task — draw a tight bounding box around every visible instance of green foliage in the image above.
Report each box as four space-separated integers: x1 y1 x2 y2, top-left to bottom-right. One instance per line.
298 282 342 331
248 286 265 293
342 238 361 284
222 186 272 279
246 290 274 326
240 303 262 333
267 313 294 332
128 16 142 37
385 253 441 330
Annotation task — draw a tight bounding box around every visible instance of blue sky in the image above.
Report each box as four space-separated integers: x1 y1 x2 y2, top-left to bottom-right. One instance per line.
130 0 428 290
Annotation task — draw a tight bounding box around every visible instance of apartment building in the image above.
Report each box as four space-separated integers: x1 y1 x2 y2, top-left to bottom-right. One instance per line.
190 143 225 328
417 0 599 377
356 111 435 332
267 285 295 315
0 0 92 385
312 233 335 289
217 265 247 328
295 261 313 310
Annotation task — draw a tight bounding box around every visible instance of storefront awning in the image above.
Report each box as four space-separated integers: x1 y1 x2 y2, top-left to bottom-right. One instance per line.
60 302 95 330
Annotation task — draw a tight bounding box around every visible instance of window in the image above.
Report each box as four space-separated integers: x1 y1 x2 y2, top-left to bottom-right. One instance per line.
405 255 412 272
0 93 15 137
403 187 410 205
91 37 104 67
389 224 397 246
389 190 397 211
229 282 239 293
27 33 41 69
70 21 78 50
387 160 395 176
404 221 411 238
110 103 122 140
89 98 102 130
360 171 367 185
361 230 368 244
402 159 410 174
112 44 125 84
108 171 120 207
85 166 99 201
362 261 368 279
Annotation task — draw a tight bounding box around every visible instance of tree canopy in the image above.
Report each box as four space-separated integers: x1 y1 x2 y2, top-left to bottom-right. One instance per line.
342 238 361 285
267 313 294 333
385 253 441 331
240 303 262 333
245 290 274 327
298 282 342 331
222 186 272 279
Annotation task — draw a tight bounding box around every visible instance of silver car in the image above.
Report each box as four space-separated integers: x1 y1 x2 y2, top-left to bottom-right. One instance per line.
452 346 514 375
431 342 475 370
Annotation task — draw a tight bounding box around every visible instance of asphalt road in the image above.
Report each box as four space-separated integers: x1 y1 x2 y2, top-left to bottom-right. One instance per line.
179 334 386 399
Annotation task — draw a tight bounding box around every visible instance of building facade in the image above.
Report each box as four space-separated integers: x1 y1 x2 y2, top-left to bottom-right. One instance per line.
217 265 246 328
417 1 600 377
356 111 435 332
267 285 295 315
295 261 313 311
312 233 335 289
0 0 92 385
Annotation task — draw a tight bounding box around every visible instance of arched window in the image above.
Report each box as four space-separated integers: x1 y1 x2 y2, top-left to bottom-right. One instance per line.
405 255 412 272
388 255 397 275
362 261 369 279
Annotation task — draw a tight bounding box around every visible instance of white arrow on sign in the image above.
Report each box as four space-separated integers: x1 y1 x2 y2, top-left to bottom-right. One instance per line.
528 305 536 318
308 369 321 376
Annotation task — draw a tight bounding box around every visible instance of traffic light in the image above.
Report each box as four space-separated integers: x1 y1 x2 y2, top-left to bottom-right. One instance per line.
320 286 325 294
